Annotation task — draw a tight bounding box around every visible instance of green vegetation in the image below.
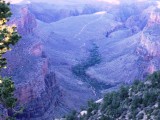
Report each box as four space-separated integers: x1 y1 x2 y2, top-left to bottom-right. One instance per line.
72 43 113 92
65 71 160 120
65 110 77 120
0 0 21 69
72 43 101 77
0 0 21 119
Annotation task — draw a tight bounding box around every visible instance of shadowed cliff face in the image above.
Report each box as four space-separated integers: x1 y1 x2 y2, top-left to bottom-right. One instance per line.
2 0 160 119
16 73 63 119
2 32 63 119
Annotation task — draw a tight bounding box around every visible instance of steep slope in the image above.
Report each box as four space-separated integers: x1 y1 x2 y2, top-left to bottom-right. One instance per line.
65 71 160 120
2 0 160 119
3 5 97 119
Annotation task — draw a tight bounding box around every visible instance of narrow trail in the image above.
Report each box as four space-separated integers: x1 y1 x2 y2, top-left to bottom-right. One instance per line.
74 12 106 39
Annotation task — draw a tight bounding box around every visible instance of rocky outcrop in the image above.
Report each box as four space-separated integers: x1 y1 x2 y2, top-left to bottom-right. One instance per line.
147 8 160 27
1 33 64 119
3 0 160 119
16 72 62 119
10 7 37 35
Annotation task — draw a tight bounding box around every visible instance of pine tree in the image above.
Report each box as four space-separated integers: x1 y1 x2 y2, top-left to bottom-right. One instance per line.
0 0 21 119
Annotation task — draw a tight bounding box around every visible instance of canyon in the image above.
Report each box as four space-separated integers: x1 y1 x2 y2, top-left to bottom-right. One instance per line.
2 0 160 119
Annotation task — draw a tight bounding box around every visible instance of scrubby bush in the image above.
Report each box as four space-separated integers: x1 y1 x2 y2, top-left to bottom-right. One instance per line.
65 71 160 120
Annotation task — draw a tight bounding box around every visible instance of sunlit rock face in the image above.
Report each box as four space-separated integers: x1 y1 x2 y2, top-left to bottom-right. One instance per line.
9 6 37 34
2 0 160 119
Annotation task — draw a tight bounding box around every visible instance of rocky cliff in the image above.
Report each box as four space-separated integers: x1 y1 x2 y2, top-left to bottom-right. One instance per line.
2 0 160 119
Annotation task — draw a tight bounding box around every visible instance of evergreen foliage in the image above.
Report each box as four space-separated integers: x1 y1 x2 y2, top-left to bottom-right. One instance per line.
72 43 101 77
0 0 21 119
72 43 113 92
0 0 21 69
65 71 160 120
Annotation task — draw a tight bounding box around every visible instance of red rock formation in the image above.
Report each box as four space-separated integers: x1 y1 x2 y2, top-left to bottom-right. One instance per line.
30 43 43 56
10 7 37 35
